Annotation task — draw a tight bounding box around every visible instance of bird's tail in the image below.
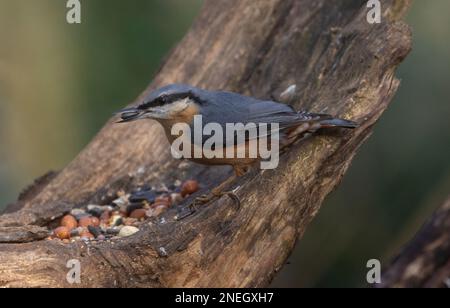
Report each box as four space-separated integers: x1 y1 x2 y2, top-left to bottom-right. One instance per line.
296 111 358 129
318 116 358 129
282 112 357 147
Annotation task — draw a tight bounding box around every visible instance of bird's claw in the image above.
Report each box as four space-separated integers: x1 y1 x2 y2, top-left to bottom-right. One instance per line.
219 190 241 209
180 194 213 219
194 194 212 205
176 189 241 221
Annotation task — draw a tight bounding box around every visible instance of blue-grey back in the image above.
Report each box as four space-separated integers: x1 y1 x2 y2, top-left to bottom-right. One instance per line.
195 89 299 128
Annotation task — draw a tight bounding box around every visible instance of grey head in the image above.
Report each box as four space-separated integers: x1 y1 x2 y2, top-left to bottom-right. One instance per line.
117 84 202 123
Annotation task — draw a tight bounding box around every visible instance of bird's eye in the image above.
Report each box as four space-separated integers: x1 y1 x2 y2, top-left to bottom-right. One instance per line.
159 95 168 104
152 95 169 107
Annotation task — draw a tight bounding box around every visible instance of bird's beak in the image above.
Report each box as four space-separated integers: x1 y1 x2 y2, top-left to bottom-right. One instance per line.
115 107 146 123
115 106 170 123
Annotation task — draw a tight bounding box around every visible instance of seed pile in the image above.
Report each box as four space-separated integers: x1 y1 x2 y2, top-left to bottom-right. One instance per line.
49 180 200 243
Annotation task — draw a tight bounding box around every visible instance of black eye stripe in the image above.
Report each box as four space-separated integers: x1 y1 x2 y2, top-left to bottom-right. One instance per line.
138 96 167 109
153 97 167 107
163 93 188 104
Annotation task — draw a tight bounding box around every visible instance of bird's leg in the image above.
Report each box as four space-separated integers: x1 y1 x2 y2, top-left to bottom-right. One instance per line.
186 165 248 214
194 174 237 204
212 165 249 205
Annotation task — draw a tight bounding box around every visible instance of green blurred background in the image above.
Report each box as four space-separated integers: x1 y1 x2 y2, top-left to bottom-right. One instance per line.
0 0 449 287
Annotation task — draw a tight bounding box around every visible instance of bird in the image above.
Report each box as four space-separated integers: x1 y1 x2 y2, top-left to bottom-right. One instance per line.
117 84 357 208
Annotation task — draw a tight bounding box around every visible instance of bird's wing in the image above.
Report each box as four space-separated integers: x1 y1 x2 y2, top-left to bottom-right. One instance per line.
195 90 304 146
199 90 298 125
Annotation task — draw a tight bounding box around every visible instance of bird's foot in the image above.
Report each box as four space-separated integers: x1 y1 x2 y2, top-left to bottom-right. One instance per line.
191 188 240 210
215 189 241 208
176 187 241 220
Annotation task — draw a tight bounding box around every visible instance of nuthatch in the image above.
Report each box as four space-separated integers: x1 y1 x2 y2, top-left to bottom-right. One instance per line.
118 84 357 205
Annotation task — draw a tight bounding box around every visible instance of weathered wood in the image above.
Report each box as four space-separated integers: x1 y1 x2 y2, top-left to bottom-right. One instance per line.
381 196 450 288
0 0 411 287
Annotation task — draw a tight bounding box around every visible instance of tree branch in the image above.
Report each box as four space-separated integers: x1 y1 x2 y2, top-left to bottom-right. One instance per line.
381 196 450 288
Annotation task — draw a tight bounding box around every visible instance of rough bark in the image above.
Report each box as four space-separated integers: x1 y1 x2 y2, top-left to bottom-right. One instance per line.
0 0 411 287
380 196 450 288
